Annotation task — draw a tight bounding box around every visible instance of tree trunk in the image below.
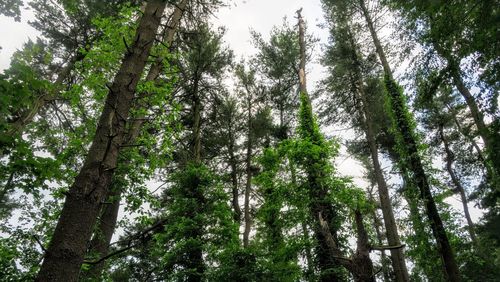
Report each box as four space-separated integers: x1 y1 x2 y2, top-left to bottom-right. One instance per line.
243 93 252 248
358 1 461 280
342 17 409 280
229 136 242 223
352 210 376 282
85 186 121 278
35 1 166 280
297 10 344 281
438 125 477 243
363 112 409 282
82 1 189 278
371 205 391 282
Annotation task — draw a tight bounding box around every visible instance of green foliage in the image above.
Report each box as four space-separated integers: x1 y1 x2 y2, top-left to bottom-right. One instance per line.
154 163 238 281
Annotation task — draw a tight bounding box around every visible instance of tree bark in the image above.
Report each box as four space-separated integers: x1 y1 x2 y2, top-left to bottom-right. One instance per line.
35 1 166 280
371 205 391 282
438 125 477 243
229 135 242 223
82 1 189 278
352 210 376 282
358 1 461 280
243 93 253 248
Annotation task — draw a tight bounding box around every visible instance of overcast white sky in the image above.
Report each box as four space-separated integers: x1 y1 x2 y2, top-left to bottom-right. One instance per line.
0 0 482 223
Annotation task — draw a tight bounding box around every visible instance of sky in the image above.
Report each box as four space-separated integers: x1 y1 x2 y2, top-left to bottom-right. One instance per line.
0 0 482 229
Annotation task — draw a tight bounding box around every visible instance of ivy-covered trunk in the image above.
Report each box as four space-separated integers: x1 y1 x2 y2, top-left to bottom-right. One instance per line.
35 1 167 281
296 11 344 281
344 25 410 280
358 0 461 280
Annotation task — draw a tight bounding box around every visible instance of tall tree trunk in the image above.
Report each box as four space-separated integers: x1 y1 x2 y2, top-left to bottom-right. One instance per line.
297 10 344 281
187 74 205 281
362 111 409 282
82 2 189 278
346 26 409 280
192 88 202 164
358 1 461 280
371 205 391 282
438 125 477 243
341 18 408 280
229 136 242 223
35 2 166 280
243 93 253 248
438 49 500 192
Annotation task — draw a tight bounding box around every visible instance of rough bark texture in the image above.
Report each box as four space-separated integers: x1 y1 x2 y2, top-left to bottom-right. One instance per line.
82 1 189 278
35 1 166 280
438 125 476 242
85 186 121 278
358 1 461 280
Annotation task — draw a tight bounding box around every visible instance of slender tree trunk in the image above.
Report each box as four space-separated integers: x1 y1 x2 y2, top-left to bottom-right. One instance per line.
363 113 409 282
446 104 486 163
82 2 189 278
438 125 477 242
358 1 461 280
185 74 205 282
440 51 500 191
192 89 202 163
352 210 376 282
349 42 409 282
4 52 85 141
243 94 252 248
36 1 166 281
371 205 391 282
341 19 409 280
229 136 242 223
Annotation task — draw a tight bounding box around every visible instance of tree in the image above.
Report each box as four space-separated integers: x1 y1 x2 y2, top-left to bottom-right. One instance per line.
36 1 167 280
357 0 461 280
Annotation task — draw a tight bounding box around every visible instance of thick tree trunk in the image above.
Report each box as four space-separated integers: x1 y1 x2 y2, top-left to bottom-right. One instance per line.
82 2 189 278
35 2 166 281
243 94 252 248
358 1 461 280
438 125 476 242
85 186 121 278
